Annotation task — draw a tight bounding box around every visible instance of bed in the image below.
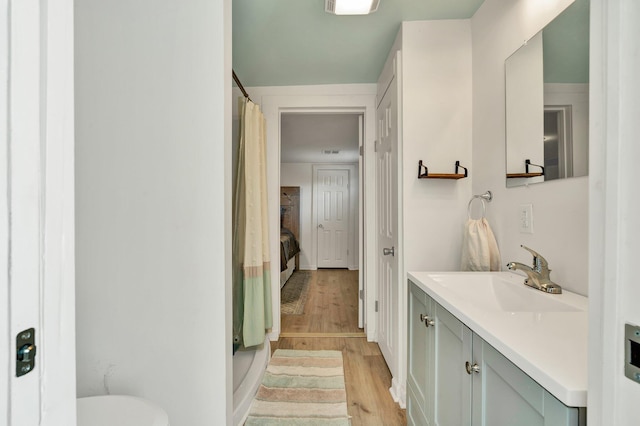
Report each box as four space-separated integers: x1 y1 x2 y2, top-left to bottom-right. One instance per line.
280 186 300 288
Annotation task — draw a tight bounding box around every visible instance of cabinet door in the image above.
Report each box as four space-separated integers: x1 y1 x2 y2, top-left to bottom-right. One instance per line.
407 281 433 426
471 334 580 426
434 304 473 426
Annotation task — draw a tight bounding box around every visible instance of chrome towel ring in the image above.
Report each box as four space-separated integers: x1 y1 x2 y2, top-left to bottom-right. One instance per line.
467 190 493 220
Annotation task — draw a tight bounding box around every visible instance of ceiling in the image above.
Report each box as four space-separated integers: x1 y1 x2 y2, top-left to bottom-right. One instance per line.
234 1 484 164
232 0 484 87
239 0 588 165
280 113 361 163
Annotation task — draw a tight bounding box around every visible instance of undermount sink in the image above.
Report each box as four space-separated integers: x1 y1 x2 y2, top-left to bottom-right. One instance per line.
425 272 582 313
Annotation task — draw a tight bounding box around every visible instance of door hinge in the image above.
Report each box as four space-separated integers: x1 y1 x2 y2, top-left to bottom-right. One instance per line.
359 146 364 156
374 140 378 152
375 301 379 312
359 289 364 300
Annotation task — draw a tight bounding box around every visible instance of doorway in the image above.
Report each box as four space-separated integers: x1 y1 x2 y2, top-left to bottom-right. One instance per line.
544 105 574 180
279 112 363 334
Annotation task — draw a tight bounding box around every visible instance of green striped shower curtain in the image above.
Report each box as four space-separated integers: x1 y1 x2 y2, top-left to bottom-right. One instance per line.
233 98 273 349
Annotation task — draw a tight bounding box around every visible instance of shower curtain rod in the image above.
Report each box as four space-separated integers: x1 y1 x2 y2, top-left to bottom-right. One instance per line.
232 69 252 102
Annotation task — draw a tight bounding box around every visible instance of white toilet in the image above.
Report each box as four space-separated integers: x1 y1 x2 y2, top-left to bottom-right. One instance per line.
77 395 170 426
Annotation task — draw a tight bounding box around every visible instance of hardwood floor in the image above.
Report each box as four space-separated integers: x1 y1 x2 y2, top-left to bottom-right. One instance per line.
278 269 406 425
281 269 362 335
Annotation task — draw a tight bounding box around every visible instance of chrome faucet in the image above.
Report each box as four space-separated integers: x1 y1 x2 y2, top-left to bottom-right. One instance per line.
507 245 562 294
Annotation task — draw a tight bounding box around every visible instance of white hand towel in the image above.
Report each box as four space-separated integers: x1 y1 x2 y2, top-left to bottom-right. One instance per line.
461 218 501 271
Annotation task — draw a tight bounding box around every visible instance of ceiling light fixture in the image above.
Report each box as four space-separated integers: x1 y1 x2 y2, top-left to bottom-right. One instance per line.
325 0 380 15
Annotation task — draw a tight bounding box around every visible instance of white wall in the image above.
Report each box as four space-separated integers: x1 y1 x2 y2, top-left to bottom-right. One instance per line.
471 0 589 296
505 32 545 178
400 20 473 274
385 19 473 408
75 0 232 424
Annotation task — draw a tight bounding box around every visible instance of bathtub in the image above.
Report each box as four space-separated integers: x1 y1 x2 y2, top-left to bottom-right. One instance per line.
233 338 270 426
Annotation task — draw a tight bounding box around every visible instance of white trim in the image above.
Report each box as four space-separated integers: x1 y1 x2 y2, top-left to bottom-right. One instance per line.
357 115 364 328
40 0 77 424
260 90 377 341
2 1 76 424
389 377 406 409
589 0 640 425
0 0 10 422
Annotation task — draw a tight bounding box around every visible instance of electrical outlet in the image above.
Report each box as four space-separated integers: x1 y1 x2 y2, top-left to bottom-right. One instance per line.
519 204 534 234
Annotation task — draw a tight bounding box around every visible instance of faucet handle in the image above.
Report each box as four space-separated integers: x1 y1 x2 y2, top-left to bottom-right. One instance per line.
520 245 549 271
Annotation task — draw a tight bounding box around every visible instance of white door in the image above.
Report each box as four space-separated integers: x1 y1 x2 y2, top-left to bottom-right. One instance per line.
316 169 350 268
1 0 76 425
376 61 399 377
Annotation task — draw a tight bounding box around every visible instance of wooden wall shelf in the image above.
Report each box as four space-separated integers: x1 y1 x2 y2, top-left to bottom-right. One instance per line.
418 160 468 180
506 173 544 179
507 159 545 179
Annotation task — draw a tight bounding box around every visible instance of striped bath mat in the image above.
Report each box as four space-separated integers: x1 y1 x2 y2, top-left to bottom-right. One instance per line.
245 349 350 425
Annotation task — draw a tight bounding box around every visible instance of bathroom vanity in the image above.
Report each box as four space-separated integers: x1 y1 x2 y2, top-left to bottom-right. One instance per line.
406 272 587 426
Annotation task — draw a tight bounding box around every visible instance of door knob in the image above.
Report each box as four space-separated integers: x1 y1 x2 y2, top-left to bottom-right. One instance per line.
318 224 324 229
383 247 395 256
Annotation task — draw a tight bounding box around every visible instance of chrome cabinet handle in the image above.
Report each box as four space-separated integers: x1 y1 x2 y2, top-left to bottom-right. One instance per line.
465 361 480 375
419 314 435 327
383 247 395 256
425 316 435 327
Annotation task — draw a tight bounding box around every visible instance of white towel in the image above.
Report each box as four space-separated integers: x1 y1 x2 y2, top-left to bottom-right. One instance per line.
461 218 501 271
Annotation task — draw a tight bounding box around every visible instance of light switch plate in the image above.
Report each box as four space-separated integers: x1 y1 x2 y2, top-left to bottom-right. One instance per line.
519 204 534 234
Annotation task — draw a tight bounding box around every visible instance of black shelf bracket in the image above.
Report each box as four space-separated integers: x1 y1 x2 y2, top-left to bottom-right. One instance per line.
525 159 545 176
455 161 468 177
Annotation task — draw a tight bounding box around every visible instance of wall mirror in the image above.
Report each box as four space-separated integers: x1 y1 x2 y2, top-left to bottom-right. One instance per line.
505 0 589 187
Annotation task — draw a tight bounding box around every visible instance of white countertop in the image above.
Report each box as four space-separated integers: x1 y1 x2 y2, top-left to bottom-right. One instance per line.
407 271 588 407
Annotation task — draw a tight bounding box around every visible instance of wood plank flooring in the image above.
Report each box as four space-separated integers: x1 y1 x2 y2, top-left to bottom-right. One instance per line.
277 269 406 425
281 269 362 334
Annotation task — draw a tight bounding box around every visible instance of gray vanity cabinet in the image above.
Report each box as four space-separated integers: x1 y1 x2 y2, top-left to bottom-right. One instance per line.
407 283 432 425
471 333 581 426
408 280 581 426
407 282 473 426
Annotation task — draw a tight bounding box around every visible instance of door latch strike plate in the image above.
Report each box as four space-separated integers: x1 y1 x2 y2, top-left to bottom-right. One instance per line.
16 328 36 377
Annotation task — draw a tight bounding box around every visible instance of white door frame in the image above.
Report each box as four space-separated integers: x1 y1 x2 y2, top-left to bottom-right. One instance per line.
312 164 357 271
261 90 377 341
1 0 76 425
588 0 640 424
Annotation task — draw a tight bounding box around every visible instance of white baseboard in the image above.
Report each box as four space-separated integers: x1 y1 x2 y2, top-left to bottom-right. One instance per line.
389 377 406 409
348 265 359 271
